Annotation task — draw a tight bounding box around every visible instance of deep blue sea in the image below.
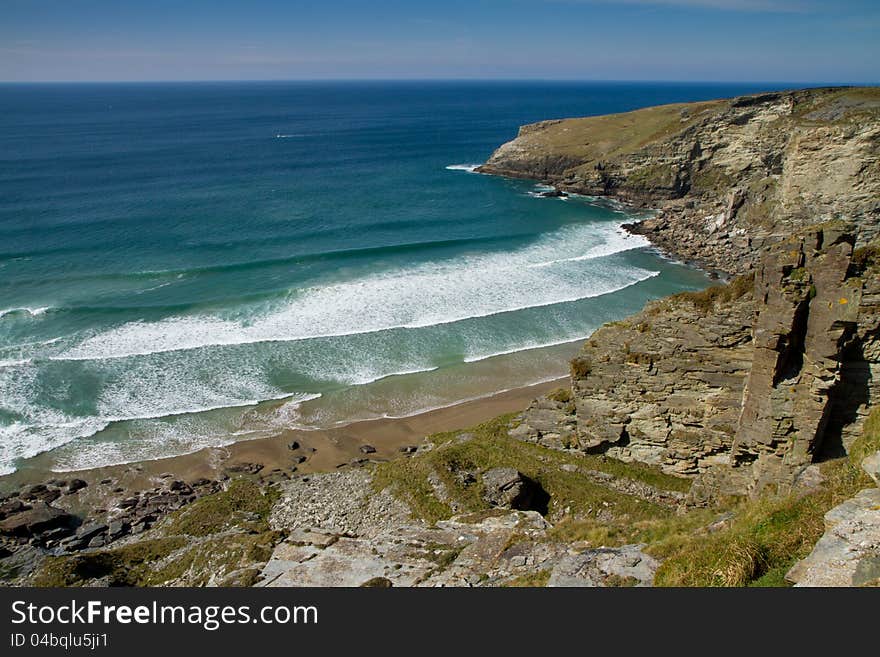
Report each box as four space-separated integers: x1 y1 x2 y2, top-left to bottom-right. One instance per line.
0 81 797 474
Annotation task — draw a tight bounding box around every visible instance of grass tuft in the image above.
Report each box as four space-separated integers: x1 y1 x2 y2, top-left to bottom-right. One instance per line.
165 478 278 537
373 414 690 541
652 406 879 586
669 272 755 314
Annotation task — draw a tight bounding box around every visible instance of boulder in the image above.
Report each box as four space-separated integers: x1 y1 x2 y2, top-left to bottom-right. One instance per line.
66 479 88 494
0 502 76 538
0 498 26 520
481 468 547 512
548 544 659 587
168 480 193 494
862 451 880 486
787 487 880 586
226 462 264 475
75 523 107 542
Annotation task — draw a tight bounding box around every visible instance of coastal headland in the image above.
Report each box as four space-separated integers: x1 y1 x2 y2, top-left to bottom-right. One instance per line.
2 86 879 587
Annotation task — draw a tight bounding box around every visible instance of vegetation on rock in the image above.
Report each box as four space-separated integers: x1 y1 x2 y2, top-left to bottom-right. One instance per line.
652 407 879 587
32 478 283 587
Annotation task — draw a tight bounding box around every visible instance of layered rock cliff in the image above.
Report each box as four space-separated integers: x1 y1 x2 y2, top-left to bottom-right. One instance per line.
483 87 880 498
509 223 880 499
478 87 880 275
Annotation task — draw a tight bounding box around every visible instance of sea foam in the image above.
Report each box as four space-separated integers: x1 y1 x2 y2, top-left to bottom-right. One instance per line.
0 306 50 320
445 163 482 172
56 221 654 362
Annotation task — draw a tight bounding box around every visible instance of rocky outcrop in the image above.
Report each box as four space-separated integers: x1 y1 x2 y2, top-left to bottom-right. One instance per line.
481 467 546 511
479 87 880 276
259 467 658 587
728 227 864 495
477 87 880 498
509 391 578 450
566 279 755 478
787 486 880 587
520 225 880 498
548 544 658 587
261 504 560 588
0 502 75 539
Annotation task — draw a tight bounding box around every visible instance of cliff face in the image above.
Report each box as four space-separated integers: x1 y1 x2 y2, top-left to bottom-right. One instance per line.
567 280 755 478
536 226 880 499
481 87 880 498
478 87 880 276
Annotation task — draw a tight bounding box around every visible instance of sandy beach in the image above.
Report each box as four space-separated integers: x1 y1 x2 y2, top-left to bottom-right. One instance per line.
0 377 566 496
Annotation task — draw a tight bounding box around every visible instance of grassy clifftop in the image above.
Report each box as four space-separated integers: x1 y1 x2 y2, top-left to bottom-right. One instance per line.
479 86 880 275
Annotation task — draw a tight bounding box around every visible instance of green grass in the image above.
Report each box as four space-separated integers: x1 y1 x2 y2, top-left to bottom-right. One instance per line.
143 531 282 586
33 531 283 587
165 478 278 537
849 406 880 467
373 414 690 541
668 272 755 314
33 537 188 587
504 569 551 587
514 100 722 164
651 406 880 587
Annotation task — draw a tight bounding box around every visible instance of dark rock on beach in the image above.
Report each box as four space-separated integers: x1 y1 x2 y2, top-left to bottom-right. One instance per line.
0 502 76 539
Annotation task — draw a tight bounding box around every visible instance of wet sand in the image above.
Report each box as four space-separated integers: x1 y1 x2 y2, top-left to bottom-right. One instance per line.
0 377 565 496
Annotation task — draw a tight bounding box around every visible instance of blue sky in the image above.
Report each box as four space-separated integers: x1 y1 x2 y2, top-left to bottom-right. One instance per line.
1 0 878 82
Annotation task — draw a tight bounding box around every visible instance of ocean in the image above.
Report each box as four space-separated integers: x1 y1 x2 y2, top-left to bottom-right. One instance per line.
0 81 793 475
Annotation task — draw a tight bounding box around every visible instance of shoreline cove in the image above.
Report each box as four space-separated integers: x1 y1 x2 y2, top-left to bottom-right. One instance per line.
1 201 705 477
2 85 877 589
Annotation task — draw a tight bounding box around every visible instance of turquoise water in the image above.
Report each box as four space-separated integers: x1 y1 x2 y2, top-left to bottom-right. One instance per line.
0 81 789 474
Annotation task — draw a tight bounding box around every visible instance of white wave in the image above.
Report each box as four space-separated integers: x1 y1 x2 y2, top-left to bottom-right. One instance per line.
135 281 174 294
527 226 650 268
0 306 50 320
56 221 656 362
46 391 329 473
0 357 320 474
0 395 320 476
0 416 110 477
0 358 31 368
342 365 439 386
275 133 305 139
463 336 587 363
445 163 482 172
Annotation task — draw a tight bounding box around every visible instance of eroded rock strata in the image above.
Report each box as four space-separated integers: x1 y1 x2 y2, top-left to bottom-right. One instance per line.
3 87 879 587
485 87 880 499
478 87 880 275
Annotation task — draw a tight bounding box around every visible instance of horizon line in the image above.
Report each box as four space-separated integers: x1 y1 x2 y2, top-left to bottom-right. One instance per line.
1 78 878 86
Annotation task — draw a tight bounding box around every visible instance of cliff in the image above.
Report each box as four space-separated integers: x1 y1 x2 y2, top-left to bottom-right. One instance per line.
478 87 880 275
479 87 880 500
3 87 879 588
534 227 879 500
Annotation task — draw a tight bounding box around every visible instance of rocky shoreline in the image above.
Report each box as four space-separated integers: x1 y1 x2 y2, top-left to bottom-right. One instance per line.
477 86 880 277
3 86 879 587
0 380 565 585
